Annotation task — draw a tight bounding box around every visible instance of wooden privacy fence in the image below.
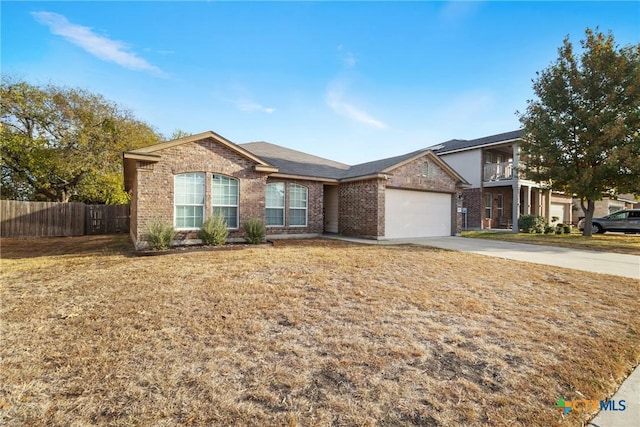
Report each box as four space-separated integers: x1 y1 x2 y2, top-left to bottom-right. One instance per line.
1 200 129 238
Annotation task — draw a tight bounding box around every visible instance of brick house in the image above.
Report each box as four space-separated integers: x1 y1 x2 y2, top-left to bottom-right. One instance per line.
123 131 469 249
430 130 574 231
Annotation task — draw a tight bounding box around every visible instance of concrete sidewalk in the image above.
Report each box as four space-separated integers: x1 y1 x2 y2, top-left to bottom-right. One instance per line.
587 364 640 427
325 235 640 425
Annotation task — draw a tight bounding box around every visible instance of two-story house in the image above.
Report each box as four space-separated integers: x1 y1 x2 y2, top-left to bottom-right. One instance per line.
431 130 573 232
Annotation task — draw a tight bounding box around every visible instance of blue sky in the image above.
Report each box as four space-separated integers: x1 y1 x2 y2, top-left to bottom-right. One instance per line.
3 1 639 164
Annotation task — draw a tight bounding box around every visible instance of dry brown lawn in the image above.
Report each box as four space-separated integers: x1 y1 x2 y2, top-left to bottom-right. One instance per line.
1 235 639 426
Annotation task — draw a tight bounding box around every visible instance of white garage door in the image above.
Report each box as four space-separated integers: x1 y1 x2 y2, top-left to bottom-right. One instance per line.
550 203 565 224
385 189 452 238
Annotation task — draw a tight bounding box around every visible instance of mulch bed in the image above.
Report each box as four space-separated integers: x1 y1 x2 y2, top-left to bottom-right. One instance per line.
135 241 274 256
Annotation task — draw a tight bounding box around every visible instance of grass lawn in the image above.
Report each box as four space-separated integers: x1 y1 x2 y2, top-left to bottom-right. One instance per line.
462 230 640 255
1 235 639 426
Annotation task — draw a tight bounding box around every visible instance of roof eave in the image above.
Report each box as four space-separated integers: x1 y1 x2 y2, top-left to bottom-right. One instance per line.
340 173 387 183
436 138 521 155
268 172 339 183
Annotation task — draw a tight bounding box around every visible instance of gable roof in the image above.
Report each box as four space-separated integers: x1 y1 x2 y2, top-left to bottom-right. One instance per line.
429 129 523 155
241 142 468 185
124 130 276 169
123 130 478 187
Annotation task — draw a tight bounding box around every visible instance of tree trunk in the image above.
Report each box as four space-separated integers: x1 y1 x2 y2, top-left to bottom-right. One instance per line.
580 199 595 237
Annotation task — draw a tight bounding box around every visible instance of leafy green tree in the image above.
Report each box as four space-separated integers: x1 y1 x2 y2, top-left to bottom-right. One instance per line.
518 28 640 236
168 129 193 140
1 77 161 203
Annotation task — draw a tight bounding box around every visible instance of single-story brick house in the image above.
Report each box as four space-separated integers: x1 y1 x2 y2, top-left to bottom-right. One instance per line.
123 131 469 249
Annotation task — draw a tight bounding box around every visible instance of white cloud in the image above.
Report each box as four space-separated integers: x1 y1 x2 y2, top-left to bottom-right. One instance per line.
325 82 387 130
236 99 275 114
439 0 483 23
214 84 275 114
32 11 166 77
337 44 357 69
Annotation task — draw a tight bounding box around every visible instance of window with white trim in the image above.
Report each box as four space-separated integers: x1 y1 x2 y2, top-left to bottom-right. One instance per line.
174 173 205 229
212 175 239 228
484 193 492 219
266 182 285 226
289 184 308 227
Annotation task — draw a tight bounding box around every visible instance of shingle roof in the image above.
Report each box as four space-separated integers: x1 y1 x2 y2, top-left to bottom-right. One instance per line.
341 148 430 179
429 129 523 154
240 142 466 184
239 142 349 179
241 142 436 180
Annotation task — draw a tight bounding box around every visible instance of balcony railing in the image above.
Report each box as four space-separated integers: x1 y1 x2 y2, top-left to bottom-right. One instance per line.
484 161 516 181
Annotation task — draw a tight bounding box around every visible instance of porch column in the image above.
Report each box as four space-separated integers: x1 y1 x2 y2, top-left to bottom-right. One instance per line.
537 189 543 215
524 186 532 215
512 183 520 232
544 189 552 222
512 144 520 178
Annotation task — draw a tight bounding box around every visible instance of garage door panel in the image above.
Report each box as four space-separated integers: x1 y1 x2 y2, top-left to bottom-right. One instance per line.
550 203 565 225
385 189 451 238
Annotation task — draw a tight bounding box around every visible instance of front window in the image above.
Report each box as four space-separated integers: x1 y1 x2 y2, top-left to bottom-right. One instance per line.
289 184 308 227
485 193 492 219
212 175 239 228
496 194 504 218
266 182 285 226
175 173 205 229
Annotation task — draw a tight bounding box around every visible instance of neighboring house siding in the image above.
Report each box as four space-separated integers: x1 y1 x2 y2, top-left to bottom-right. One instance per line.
437 150 482 187
339 179 385 238
265 177 323 235
133 138 267 247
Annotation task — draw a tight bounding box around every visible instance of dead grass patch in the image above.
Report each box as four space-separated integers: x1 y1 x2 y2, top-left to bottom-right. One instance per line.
1 236 639 426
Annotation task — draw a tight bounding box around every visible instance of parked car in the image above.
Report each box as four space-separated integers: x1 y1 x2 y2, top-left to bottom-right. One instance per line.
578 209 640 234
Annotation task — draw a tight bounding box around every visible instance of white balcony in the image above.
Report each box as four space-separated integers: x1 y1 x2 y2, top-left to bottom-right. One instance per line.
483 161 516 182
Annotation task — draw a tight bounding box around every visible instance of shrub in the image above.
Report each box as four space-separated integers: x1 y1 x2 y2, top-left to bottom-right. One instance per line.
544 225 554 234
555 224 564 235
243 216 266 244
146 219 176 250
563 224 572 234
519 214 547 233
198 214 228 246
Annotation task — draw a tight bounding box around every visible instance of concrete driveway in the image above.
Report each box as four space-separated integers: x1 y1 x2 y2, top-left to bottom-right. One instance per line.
327 235 639 279
384 236 640 280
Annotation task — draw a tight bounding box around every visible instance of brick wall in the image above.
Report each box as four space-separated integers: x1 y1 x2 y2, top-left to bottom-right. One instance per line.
386 155 458 193
461 188 482 229
133 138 269 247
264 177 324 235
339 178 385 238
484 186 513 228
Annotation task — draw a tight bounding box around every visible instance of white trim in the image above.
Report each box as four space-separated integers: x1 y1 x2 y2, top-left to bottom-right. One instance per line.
265 182 285 227
288 183 308 227
174 172 205 229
